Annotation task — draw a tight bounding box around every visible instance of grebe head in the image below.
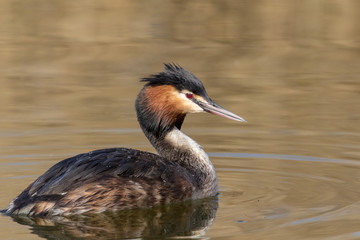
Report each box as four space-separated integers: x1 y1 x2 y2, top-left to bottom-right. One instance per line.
136 64 245 137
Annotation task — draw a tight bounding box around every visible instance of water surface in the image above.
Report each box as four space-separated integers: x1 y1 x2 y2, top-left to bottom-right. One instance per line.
1 1 360 239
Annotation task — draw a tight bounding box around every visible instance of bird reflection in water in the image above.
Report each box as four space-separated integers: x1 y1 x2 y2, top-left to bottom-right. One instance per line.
9 196 218 239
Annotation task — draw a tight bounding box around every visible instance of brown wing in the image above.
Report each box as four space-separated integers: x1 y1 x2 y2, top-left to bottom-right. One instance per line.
7 148 195 216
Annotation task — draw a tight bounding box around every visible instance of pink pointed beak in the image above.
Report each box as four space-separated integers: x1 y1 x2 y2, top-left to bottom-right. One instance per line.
197 100 246 122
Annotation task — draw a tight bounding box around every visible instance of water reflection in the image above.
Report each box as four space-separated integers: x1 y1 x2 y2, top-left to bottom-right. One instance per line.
1 0 360 239
9 197 218 239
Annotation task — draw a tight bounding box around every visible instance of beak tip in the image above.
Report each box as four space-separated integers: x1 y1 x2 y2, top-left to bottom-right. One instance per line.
237 117 247 123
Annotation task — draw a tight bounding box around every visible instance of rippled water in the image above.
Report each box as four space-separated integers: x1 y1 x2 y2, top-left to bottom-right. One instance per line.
1 0 360 239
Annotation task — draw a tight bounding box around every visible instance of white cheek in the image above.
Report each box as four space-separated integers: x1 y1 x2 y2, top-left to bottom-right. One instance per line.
179 93 204 113
187 101 203 113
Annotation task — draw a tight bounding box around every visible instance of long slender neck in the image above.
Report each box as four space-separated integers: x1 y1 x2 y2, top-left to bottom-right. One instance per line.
143 126 217 194
145 126 212 173
135 87 218 195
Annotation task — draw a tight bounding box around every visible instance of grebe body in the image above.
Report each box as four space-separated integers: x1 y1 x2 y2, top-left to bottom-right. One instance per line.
6 64 245 216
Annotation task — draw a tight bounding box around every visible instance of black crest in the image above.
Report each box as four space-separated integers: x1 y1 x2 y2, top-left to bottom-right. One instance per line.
141 63 208 97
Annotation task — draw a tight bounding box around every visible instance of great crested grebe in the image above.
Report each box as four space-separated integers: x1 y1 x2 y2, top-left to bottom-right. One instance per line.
6 64 245 216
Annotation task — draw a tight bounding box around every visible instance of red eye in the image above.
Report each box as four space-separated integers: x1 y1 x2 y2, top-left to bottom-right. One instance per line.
185 93 193 99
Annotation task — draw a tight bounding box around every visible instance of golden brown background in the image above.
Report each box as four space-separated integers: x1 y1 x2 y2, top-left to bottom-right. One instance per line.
1 1 360 239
